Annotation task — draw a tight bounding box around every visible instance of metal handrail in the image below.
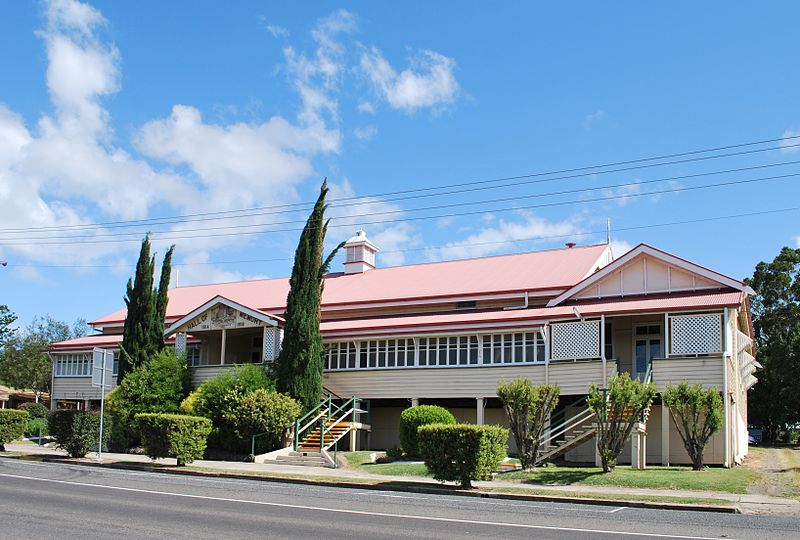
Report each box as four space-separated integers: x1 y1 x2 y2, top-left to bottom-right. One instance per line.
540 407 596 448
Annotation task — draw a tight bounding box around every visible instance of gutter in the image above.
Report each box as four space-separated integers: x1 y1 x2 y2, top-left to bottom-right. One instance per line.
503 291 529 311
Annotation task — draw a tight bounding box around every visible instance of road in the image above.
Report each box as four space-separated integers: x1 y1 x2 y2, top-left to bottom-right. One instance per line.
0 458 797 539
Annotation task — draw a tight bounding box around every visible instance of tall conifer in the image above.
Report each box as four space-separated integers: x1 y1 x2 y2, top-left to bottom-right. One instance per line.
118 236 157 383
152 245 175 351
276 180 343 413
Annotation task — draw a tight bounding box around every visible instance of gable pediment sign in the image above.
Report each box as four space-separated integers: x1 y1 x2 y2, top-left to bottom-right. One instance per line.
547 244 750 307
183 305 264 332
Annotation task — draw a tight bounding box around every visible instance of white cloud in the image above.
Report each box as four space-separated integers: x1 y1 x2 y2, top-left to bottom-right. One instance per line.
356 101 375 114
601 183 641 207
283 10 357 128
326 178 421 267
353 125 377 141
425 212 583 261
780 129 800 153
175 251 245 286
360 48 459 113
0 0 342 269
582 109 605 130
609 239 633 258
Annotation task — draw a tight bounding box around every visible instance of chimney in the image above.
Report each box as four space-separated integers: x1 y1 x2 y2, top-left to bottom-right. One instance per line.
343 229 379 274
565 242 576 249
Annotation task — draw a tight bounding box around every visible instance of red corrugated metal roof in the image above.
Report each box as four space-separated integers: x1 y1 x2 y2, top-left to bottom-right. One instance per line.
320 291 743 337
50 333 198 351
91 244 610 325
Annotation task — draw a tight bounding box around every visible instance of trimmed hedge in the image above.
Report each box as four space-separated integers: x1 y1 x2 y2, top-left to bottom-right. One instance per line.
418 423 509 488
399 405 456 457
19 402 49 420
0 409 28 450
136 413 212 466
48 410 111 458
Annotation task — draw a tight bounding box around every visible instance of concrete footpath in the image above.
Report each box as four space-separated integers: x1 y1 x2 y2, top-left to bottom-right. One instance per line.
4 442 798 515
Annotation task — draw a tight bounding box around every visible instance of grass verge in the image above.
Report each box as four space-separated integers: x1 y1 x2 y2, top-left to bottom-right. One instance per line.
342 451 430 477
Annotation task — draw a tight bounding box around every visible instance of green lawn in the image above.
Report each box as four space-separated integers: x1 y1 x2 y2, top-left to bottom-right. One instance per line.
342 451 431 477
498 464 761 494
343 451 760 493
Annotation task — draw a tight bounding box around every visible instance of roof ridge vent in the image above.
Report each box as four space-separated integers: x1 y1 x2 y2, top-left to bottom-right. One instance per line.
343 229 379 274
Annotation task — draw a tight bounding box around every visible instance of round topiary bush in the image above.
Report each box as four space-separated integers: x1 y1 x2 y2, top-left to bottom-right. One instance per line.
399 405 456 457
19 402 49 420
0 409 28 451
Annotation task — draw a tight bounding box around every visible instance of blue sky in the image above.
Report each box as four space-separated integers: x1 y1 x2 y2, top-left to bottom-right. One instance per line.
1 0 799 327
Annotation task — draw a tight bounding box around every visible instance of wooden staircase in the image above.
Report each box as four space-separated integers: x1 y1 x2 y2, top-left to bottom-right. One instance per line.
298 419 353 451
536 406 596 465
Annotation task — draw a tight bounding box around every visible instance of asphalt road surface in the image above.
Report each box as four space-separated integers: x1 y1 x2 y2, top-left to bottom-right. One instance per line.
1 458 798 539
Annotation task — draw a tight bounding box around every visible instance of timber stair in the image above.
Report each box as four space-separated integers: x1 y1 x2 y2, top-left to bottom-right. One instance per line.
298 419 353 450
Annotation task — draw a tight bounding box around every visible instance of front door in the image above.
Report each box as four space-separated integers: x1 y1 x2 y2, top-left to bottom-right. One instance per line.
634 324 662 380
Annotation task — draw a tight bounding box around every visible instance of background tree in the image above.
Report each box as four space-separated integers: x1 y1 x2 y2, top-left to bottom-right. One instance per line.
152 244 175 351
119 236 156 382
0 316 87 398
746 247 800 442
497 379 560 470
588 373 656 472
118 236 175 383
0 305 17 351
663 382 722 470
275 180 343 413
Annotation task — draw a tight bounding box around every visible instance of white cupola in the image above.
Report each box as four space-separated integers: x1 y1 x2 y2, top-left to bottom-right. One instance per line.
343 229 379 274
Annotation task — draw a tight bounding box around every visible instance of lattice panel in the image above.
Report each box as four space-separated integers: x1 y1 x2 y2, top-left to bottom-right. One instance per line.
736 329 752 353
669 314 722 355
175 333 187 356
550 320 601 360
263 327 275 362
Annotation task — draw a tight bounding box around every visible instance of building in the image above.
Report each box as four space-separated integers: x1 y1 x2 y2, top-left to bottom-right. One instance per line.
49 231 757 467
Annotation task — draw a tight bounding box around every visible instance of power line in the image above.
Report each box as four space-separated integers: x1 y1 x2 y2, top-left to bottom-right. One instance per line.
7 206 800 269
6 158 800 241
1 171 795 246
2 135 799 235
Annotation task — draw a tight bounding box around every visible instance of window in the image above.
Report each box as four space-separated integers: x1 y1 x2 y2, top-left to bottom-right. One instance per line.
604 321 614 360
53 353 92 377
324 331 545 371
187 346 201 367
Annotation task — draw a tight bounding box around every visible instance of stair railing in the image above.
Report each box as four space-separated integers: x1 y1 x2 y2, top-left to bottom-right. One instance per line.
319 396 365 452
539 407 595 449
293 397 331 451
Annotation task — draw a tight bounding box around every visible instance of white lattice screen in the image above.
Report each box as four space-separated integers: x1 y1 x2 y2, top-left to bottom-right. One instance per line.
175 333 186 356
550 320 601 360
263 327 275 362
669 313 722 355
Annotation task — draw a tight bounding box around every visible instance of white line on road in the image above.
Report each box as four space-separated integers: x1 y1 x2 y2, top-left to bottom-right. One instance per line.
0 472 731 539
0 459 624 514
609 506 628 513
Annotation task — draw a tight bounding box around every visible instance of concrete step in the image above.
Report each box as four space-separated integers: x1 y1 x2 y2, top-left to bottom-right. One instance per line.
276 456 327 464
288 451 323 458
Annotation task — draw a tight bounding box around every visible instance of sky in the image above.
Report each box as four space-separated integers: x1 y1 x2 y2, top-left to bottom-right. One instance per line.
1 0 800 328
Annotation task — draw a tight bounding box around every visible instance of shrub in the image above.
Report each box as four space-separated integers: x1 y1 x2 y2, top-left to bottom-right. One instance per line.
136 413 212 466
26 417 48 438
418 423 509 488
497 379 559 469
194 364 275 451
0 409 28 450
588 373 656 473
180 391 200 415
48 410 111 458
223 389 300 454
663 382 723 470
109 349 190 450
19 402 49 420
399 405 456 457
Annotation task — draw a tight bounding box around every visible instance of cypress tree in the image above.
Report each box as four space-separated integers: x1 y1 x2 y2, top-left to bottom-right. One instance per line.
276 180 343 413
118 236 157 383
152 245 175 351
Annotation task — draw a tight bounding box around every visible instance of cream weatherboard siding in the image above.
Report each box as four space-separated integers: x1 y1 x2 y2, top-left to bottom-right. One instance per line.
323 360 617 400
651 357 724 391
51 376 117 402
190 365 239 386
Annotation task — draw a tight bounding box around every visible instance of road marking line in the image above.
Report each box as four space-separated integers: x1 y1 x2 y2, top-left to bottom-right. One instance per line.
609 506 628 513
0 472 730 539
0 459 623 514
